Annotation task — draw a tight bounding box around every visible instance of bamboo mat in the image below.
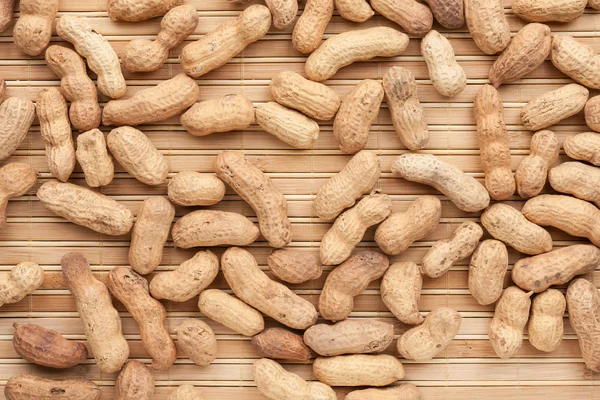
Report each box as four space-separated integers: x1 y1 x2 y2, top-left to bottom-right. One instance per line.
0 0 599 398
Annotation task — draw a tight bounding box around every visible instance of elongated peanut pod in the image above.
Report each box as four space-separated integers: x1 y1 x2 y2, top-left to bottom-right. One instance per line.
512 0 586 22
255 102 320 149
313 354 404 387
108 0 184 21
564 132 600 165
423 0 464 29
0 262 43 308
13 0 58 56
515 130 558 198
292 0 333 53
591 0 600 9
586 96 600 132
464 0 510 55
567 278 600 372
304 320 394 356
489 286 532 359
549 162 600 207
5 374 101 400
468 240 508 305
370 0 433 35
174 319 217 366
551 35 600 90
0 163 38 230
0 0 14 33
181 94 255 137
0 97 35 162
76 129 114 188
381 261 424 325
168 171 226 206
167 385 205 400
267 249 323 284
335 0 373 22
198 289 264 336
252 327 311 361
115 361 155 400
0 79 5 103
528 289 565 353
421 30 466 97
266 0 298 29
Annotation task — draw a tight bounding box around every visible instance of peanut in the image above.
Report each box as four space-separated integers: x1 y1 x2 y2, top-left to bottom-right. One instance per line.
520 83 589 131
422 30 466 97
528 289 565 353
313 354 404 386
304 320 394 356
423 0 464 29
333 79 383 154
549 162 600 206
551 35 600 90
515 130 559 198
489 286 532 359
56 15 126 99
0 79 5 102
319 250 390 322
0 262 43 307
0 163 38 230
255 102 320 149
61 252 129 373
215 150 292 248
586 95 600 132
513 0 586 22
116 361 155 400
13 0 57 56
168 171 225 207
251 327 311 361
346 384 422 400
122 5 199 73
292 0 333 54
174 319 217 366
591 0 600 9
75 129 115 188
0 0 14 33
108 266 176 370
468 240 508 306
305 27 409 82
198 289 265 336
512 244 600 293
567 278 600 372
335 0 373 22
464 0 510 55
268 249 323 284
181 5 271 78
167 385 204 400
108 0 183 21
5 374 100 400
181 94 255 137
266 0 298 28
564 131 600 165
381 261 423 325
320 190 392 266
0 97 35 162
370 0 433 35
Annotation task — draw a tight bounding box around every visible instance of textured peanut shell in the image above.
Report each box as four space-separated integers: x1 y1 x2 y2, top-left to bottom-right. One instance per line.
251 327 311 361
167 385 204 400
0 97 35 162
0 0 14 33
421 221 483 279
150 250 219 302
168 171 225 207
398 307 461 361
319 251 390 322
313 354 404 387
108 0 183 21
115 361 155 400
515 130 559 198
304 320 393 356
345 384 422 400
320 191 392 265
335 0 373 22
291 0 333 54
333 79 383 154
564 132 600 165
5 374 100 400
489 286 532 359
0 163 38 230
173 210 260 248
267 249 323 284
254 358 336 400
222 247 318 330
468 240 508 306
12 323 87 369
381 261 423 325
370 0 432 35
481 203 552 255
175 319 217 366
512 244 600 293
181 94 255 137
181 5 271 78
305 27 409 82
0 262 43 307
521 84 588 131
129 197 175 275
586 96 600 132
266 0 298 29
512 0 586 22
423 0 463 29
13 0 57 56
528 289 565 352
566 278 600 372
549 162 600 207
37 181 134 236
551 35 600 90
45 45 101 132
0 79 5 102
383 66 429 150
108 266 176 370
255 102 320 149
107 126 169 186
61 252 129 373
198 289 265 337
464 0 510 55
215 150 292 248
103 73 199 126
591 0 600 9
75 129 114 188
391 153 490 212
56 15 126 99
422 30 466 97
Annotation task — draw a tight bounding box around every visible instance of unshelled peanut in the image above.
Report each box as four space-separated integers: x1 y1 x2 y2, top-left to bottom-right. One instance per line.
381 261 423 324
468 240 508 305
108 0 184 21
423 0 463 29
528 289 565 353
422 30 466 97
0 262 43 308
513 0 586 23
564 132 600 165
0 97 35 162
370 0 433 35
13 0 58 56
489 286 532 359
198 289 265 336
5 374 100 400
549 162 600 206
255 102 320 149
586 96 600 132
175 319 217 366
267 249 323 284
464 0 510 54
520 84 589 131
313 354 404 386
75 129 114 188
551 35 600 90
181 94 255 137
115 361 155 400
168 171 225 207
292 0 333 54
0 163 38 230
567 278 600 372
251 327 311 361
515 130 559 198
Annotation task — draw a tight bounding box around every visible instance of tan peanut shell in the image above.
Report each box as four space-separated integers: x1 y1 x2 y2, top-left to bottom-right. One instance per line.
398 307 461 361
255 102 320 149
215 150 292 248
421 221 483 278
45 45 101 132
0 0 14 33
586 96 600 132
381 261 423 325
512 0 586 22
591 0 600 9
181 5 271 78
198 289 265 336
108 0 184 21
304 319 394 356
305 27 409 82
551 35 600 90
13 0 57 56
489 286 532 359
320 191 392 265
512 244 600 293
564 131 600 165
251 327 311 361
292 0 333 54
38 181 134 236
265 0 298 29
549 162 600 206
150 250 219 302
172 210 260 248
567 278 600 372
267 249 323 284
528 289 565 353
423 0 463 29
346 384 422 400
474 85 515 200
167 385 205 400
391 153 490 212
181 94 255 137
56 15 126 99
370 0 432 35
0 79 5 102
107 126 169 186
0 262 43 307
515 130 559 198
76 129 114 187
468 240 508 306
421 30 466 97
254 358 336 400
383 67 429 150
464 0 510 55
521 84 588 131
174 319 217 366
116 361 155 400
313 354 404 387
13 323 87 369
168 171 225 207
129 197 175 275
108 266 177 370
0 97 35 162
222 247 318 329
319 251 390 322
313 150 380 221
61 252 129 373
123 5 199 73
481 203 552 255
0 163 38 230
5 374 100 400
333 79 383 154
335 0 373 22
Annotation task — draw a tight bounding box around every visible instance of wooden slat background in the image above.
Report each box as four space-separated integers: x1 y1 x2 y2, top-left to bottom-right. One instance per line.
0 0 599 398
